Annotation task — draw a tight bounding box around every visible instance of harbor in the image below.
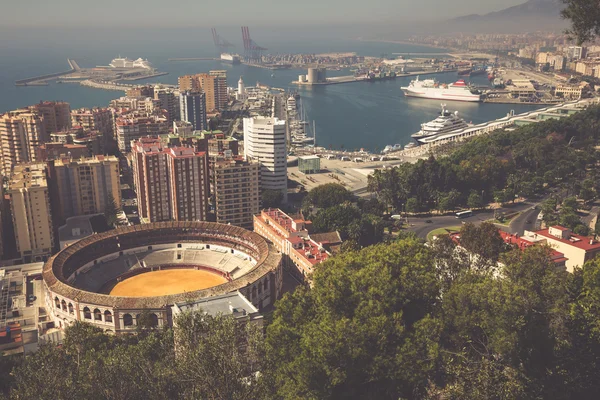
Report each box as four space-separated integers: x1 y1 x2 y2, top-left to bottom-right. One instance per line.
14 57 168 88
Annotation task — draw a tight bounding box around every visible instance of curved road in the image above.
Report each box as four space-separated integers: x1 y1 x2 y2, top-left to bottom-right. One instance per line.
408 202 540 239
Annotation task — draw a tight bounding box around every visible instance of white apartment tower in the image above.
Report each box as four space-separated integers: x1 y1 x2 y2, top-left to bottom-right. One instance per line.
243 116 287 202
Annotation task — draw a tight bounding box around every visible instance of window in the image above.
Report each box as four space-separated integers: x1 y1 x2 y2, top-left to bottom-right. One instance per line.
83 307 92 319
94 309 102 321
123 314 133 326
68 303 74 315
104 310 113 323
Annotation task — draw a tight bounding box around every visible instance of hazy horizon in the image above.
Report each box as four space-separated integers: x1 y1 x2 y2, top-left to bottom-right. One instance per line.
2 0 528 28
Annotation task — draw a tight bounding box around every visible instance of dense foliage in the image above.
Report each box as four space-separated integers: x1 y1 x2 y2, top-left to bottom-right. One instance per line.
562 0 600 44
302 183 354 210
4 236 600 399
369 106 600 213
3 313 265 400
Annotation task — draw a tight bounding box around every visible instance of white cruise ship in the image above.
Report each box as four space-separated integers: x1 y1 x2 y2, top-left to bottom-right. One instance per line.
411 104 470 141
220 53 241 64
401 77 481 102
109 57 154 70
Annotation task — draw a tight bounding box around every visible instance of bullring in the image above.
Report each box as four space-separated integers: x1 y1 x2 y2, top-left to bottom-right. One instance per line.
42 221 283 334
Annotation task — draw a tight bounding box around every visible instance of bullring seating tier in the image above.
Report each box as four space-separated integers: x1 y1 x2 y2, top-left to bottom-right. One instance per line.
72 248 254 293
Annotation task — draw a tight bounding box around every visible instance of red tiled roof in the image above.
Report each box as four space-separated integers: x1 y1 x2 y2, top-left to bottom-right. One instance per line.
534 229 600 252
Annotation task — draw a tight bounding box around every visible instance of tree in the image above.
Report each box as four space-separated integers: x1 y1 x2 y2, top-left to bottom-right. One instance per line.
265 239 441 399
459 222 505 268
467 191 483 210
262 189 284 209
174 311 266 400
303 183 353 210
312 204 384 247
405 197 419 214
562 0 600 44
104 193 119 227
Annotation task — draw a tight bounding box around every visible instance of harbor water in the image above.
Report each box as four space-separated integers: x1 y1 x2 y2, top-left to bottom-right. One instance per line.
0 35 544 152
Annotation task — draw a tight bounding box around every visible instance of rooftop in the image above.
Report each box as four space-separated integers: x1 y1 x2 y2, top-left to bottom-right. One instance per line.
8 164 47 190
171 291 261 321
531 227 600 252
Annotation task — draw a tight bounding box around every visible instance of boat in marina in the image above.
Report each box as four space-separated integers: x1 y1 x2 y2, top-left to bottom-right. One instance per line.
411 104 469 141
401 77 482 102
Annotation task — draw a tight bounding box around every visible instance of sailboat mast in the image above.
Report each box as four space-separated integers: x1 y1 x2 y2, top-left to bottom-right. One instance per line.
313 120 316 146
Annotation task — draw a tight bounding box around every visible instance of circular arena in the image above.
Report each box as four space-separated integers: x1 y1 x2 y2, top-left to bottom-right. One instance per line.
43 222 283 333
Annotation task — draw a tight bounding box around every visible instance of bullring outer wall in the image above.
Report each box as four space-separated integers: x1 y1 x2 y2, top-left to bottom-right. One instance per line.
43 221 283 334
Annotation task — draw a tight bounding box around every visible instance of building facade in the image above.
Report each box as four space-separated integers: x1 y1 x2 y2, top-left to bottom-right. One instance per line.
8 163 55 262
0 109 48 176
179 91 207 132
30 101 71 134
154 87 181 124
115 114 169 153
49 155 121 224
131 138 208 223
209 70 228 110
212 155 260 229
254 209 333 281
243 116 287 202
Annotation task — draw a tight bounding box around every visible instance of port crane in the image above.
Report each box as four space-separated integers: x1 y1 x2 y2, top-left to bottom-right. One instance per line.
211 28 234 55
241 26 267 62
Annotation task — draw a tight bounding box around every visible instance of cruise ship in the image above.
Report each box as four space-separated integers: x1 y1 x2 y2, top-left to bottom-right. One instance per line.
401 77 482 102
108 57 154 70
411 104 470 141
220 53 241 64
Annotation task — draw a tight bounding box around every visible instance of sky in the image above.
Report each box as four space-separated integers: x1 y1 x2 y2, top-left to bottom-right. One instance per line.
2 0 529 27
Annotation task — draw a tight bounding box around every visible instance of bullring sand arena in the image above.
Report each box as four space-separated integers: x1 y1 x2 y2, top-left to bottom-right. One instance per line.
108 269 229 297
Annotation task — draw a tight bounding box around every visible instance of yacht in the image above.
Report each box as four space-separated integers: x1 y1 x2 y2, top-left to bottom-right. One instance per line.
411 104 469 141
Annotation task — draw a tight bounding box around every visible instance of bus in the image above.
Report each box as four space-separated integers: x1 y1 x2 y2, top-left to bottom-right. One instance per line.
455 210 473 219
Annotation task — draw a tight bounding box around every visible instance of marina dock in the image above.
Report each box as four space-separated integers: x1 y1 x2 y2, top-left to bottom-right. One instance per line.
291 69 457 86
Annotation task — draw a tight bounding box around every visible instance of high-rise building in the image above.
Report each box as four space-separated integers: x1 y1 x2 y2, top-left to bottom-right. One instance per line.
131 138 208 223
71 107 114 142
126 85 154 98
180 91 207 131
243 116 287 202
8 163 54 262
154 86 181 124
0 109 48 175
48 155 121 224
178 75 200 92
195 73 218 112
212 154 260 229
166 147 209 222
115 114 169 153
30 101 71 134
209 70 228 110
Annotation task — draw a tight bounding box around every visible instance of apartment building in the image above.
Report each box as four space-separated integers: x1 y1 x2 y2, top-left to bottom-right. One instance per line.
180 91 207 131
243 116 287 202
0 109 48 175
8 163 54 262
131 138 208 223
209 70 228 110
212 154 260 229
115 114 169 153
48 155 120 224
70 107 114 142
30 101 71 134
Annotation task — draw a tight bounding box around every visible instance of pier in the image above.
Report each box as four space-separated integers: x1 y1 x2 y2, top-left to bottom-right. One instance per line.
167 58 218 62
291 69 457 86
15 59 76 86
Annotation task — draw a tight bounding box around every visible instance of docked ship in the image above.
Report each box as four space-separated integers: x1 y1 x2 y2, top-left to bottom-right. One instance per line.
470 65 487 76
108 57 154 70
411 104 470 141
401 77 482 102
458 68 472 76
220 53 241 65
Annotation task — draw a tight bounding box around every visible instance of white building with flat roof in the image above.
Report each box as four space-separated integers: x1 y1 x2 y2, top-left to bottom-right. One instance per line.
243 116 287 202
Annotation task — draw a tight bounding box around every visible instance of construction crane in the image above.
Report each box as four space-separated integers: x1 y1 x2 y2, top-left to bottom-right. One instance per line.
241 26 267 62
211 28 234 55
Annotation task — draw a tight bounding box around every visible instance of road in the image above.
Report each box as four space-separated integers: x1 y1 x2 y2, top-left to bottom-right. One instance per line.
407 202 536 239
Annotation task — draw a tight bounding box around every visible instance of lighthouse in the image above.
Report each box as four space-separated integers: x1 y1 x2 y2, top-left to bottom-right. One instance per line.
236 76 246 101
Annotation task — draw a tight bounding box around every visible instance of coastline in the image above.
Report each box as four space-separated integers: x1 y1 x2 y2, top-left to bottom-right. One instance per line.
355 38 451 52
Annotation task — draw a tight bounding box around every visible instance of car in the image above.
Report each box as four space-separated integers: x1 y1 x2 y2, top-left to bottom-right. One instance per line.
27 295 36 302
425 219 433 223
525 220 532 224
